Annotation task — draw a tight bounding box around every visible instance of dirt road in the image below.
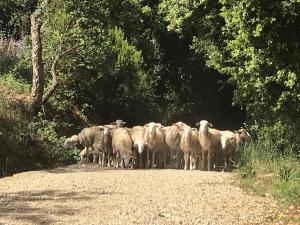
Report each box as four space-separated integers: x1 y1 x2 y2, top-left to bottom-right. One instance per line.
0 165 278 225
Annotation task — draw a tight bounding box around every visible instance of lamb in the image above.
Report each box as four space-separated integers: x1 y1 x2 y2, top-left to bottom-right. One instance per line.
196 120 222 171
143 122 161 168
128 126 148 168
176 124 201 170
112 127 135 168
64 126 104 164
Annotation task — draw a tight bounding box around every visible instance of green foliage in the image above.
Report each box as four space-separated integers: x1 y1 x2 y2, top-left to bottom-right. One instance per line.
159 0 300 153
0 0 37 38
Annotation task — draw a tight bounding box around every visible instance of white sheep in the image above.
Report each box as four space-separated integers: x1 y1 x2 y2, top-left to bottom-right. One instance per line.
161 125 181 168
128 126 148 168
154 126 169 168
196 120 222 171
143 122 161 168
176 124 201 170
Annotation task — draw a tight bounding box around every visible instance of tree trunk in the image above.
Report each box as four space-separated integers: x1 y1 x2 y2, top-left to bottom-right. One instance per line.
30 11 44 110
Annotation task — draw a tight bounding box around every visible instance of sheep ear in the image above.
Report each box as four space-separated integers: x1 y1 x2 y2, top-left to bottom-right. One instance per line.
111 122 116 125
195 122 200 126
160 127 166 132
122 122 127 125
192 128 197 131
144 124 149 128
208 123 213 127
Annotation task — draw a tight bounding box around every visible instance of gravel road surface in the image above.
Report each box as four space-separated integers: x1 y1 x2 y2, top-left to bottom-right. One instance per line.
0 165 278 225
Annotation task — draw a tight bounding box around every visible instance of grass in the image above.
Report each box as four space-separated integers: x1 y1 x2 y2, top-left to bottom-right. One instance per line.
236 135 300 223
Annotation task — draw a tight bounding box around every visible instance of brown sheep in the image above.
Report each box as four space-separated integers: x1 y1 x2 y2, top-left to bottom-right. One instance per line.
64 126 104 164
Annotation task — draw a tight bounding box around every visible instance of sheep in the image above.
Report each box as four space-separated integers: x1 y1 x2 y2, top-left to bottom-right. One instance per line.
64 126 104 165
128 126 148 168
143 122 161 168
219 130 238 170
196 120 222 171
99 125 114 167
176 124 201 170
112 127 135 168
161 124 182 169
219 128 251 170
154 126 169 168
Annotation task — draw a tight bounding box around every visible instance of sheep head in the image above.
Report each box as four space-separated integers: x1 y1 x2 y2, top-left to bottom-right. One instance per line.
63 135 79 149
196 120 213 133
133 142 148 154
111 119 126 128
235 128 251 142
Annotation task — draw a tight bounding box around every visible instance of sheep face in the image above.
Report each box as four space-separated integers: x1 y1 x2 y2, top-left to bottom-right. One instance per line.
134 142 148 154
144 122 158 146
182 127 192 142
103 126 110 136
236 128 251 142
197 120 213 133
63 135 79 149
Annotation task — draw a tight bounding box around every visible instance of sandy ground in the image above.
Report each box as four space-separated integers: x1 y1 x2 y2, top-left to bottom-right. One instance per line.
0 165 279 225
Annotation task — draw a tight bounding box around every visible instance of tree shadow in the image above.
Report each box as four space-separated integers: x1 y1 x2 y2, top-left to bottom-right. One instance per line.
0 189 113 225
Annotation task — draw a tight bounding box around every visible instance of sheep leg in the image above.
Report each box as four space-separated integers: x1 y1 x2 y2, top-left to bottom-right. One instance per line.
101 152 105 167
146 148 150 168
107 153 111 167
207 152 213 171
139 153 143 168
163 153 166 169
226 155 232 171
184 152 188 170
151 150 156 168
92 147 98 164
201 151 207 171
189 153 193 171
169 149 174 168
115 152 120 168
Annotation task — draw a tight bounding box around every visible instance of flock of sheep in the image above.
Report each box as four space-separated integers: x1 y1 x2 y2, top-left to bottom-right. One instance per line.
63 119 250 171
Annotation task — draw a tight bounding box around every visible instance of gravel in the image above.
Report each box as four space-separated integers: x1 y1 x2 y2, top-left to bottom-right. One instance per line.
0 164 278 225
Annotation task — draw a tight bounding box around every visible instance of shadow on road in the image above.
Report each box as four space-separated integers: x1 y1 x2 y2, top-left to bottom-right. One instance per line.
0 189 112 225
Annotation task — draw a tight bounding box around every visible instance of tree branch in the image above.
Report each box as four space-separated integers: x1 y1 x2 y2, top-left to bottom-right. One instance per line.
41 43 62 105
